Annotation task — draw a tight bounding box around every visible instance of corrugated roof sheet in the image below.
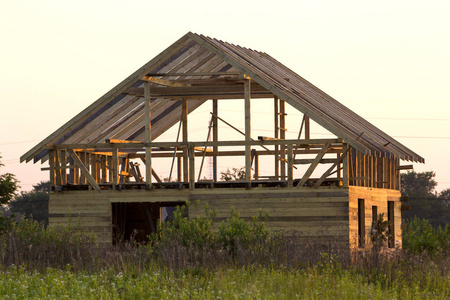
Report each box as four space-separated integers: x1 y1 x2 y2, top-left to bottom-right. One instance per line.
21 32 424 163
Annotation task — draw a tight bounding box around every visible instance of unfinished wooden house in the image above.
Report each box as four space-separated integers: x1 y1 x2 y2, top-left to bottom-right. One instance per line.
21 32 423 248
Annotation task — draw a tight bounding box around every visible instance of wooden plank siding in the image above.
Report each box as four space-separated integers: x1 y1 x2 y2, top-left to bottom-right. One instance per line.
49 191 112 243
189 188 350 244
348 186 402 249
49 186 402 249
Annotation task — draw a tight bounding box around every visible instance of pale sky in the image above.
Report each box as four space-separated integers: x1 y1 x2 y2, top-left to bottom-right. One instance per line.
1 0 449 193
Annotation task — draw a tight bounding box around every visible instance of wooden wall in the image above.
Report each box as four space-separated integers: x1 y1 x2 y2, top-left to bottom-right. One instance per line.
49 190 190 243
49 188 351 245
49 191 112 243
189 188 350 246
348 186 402 249
50 187 402 248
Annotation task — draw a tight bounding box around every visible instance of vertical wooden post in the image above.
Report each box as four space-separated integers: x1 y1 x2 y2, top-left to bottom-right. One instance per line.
254 154 259 180
101 155 107 183
108 156 113 184
343 145 349 187
144 81 152 189
212 99 218 182
304 117 310 139
244 77 251 186
177 156 182 183
274 97 279 178
54 150 62 186
79 152 86 184
112 148 118 188
60 150 67 185
373 156 378 188
336 152 341 180
182 98 189 183
287 144 293 187
280 99 286 178
188 144 195 189
49 149 55 189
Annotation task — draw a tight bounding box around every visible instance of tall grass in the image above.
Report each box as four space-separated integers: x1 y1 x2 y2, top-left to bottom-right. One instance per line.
0 210 448 298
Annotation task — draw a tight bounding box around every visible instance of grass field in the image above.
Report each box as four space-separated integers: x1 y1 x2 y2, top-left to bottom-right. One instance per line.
1 262 449 299
0 214 448 299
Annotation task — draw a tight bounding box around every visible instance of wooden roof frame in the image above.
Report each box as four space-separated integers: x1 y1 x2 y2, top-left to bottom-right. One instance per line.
21 32 424 164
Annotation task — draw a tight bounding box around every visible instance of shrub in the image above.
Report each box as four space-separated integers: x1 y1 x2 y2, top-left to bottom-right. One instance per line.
402 217 449 256
370 213 389 247
152 203 216 250
0 216 97 271
217 207 274 258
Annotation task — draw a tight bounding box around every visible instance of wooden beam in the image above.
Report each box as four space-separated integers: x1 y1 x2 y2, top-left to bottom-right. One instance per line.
48 138 341 150
144 81 152 188
182 98 189 182
188 144 195 189
142 76 189 87
49 150 55 187
112 148 118 187
125 84 270 98
296 141 331 188
244 78 251 185
279 98 286 178
258 136 279 141
67 150 101 193
294 158 337 165
304 116 310 139
54 150 63 186
274 97 279 178
145 72 241 77
397 165 413 171
106 139 143 144
212 99 218 182
287 144 293 187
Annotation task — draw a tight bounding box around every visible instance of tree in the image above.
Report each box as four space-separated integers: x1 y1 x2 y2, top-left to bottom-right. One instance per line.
0 154 19 206
401 171 449 227
0 154 19 230
220 167 246 181
9 181 50 225
401 171 437 199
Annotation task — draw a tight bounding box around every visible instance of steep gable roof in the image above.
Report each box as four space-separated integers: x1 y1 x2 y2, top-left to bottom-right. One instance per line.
21 32 424 163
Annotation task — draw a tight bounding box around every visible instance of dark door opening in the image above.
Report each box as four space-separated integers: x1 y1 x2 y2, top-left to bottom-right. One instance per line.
112 202 185 244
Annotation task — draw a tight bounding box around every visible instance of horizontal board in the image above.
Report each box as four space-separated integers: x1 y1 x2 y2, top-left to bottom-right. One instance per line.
49 220 111 227
195 216 349 223
110 196 188 203
191 201 349 211
191 197 349 206
191 191 348 200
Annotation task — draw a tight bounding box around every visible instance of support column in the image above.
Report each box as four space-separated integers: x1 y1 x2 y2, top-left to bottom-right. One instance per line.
212 99 218 182
49 149 55 189
244 77 251 186
274 97 279 178
304 116 310 139
343 145 349 187
144 81 152 189
280 99 286 178
189 144 195 189
287 144 293 187
182 98 189 183
112 148 119 188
